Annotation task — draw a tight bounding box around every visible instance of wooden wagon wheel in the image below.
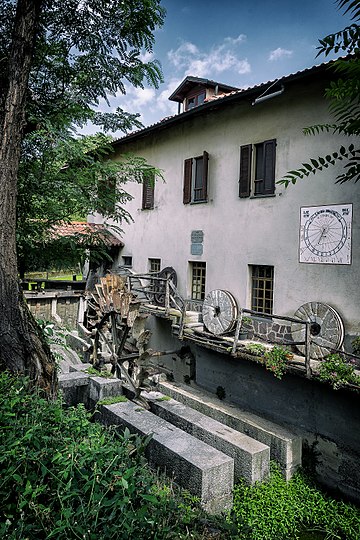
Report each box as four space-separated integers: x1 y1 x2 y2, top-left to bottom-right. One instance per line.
202 289 238 335
291 301 344 359
153 266 177 306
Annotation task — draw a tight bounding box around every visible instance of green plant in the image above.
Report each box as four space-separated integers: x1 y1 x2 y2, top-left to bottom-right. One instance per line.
156 395 171 401
0 371 234 539
351 336 360 356
242 316 252 326
316 353 360 390
97 395 128 405
84 366 114 378
245 343 267 356
230 462 360 540
263 346 290 379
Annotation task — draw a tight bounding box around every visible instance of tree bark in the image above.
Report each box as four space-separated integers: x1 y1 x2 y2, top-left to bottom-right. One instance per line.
0 0 57 395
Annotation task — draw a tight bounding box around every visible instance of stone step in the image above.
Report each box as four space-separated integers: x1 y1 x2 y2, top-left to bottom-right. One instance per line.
98 400 234 515
144 391 269 485
159 381 302 480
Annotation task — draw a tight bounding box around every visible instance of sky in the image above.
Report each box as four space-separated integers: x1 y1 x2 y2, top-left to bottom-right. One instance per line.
83 0 353 137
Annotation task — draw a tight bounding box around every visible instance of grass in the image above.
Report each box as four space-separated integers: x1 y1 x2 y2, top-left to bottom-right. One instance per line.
230 463 360 540
24 271 83 281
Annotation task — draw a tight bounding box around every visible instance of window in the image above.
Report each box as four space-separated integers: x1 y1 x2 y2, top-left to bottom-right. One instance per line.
191 262 206 300
239 139 276 197
251 265 274 315
148 258 161 274
185 90 206 111
183 151 209 204
142 170 155 210
122 256 132 267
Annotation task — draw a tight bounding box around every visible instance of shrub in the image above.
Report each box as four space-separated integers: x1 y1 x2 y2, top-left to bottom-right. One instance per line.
230 463 360 540
317 353 360 390
263 345 290 379
0 372 230 539
351 336 360 356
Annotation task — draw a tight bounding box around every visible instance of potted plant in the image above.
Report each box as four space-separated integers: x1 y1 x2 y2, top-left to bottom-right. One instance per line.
239 316 252 339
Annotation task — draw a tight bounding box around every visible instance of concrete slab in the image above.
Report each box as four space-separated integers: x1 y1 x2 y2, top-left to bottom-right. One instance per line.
88 377 124 407
58 372 89 406
146 391 269 484
99 400 234 514
59 371 89 387
159 381 301 480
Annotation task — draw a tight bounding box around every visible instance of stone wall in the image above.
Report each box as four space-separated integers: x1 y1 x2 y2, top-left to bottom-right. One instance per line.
194 345 360 503
25 291 82 329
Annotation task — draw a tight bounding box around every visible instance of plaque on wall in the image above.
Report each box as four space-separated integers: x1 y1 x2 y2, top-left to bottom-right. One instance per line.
191 243 203 256
191 230 204 243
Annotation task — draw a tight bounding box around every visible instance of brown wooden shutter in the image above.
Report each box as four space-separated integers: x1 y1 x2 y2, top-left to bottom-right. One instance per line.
263 139 276 195
201 150 209 201
183 158 192 204
239 144 252 198
142 172 154 209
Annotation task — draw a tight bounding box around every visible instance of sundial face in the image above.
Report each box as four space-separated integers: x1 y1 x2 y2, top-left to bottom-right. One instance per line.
299 204 352 264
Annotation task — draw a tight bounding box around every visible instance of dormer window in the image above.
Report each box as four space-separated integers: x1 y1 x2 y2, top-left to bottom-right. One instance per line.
186 90 206 111
169 76 239 115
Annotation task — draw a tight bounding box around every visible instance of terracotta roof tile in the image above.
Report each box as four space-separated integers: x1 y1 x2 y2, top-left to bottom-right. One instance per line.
51 222 123 247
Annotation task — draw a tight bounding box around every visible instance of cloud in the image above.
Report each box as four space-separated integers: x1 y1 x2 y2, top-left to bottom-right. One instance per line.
224 34 247 46
268 47 293 61
139 51 154 63
167 36 250 78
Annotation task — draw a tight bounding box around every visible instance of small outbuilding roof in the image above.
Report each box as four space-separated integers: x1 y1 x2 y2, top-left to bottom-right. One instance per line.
52 222 123 247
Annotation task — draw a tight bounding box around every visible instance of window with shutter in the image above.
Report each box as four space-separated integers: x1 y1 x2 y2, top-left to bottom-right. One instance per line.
142 170 155 209
183 152 209 204
239 144 252 198
239 139 276 197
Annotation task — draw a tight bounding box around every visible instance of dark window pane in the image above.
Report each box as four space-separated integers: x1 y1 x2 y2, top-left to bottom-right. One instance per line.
193 156 204 201
191 262 206 300
251 265 274 314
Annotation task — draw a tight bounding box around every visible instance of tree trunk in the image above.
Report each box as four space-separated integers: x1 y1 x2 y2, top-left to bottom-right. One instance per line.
0 0 57 395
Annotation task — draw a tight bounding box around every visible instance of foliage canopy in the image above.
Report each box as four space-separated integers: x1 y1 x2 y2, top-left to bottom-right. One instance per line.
0 0 166 274
279 0 360 187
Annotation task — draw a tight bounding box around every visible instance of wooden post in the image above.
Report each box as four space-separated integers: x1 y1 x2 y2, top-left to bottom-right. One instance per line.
164 277 170 316
232 309 243 355
305 322 312 378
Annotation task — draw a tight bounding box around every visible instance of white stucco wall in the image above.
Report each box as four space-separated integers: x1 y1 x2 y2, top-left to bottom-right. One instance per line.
91 77 360 335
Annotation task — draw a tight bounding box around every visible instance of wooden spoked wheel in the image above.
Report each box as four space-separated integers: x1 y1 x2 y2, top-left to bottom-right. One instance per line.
202 289 238 335
291 301 344 359
153 267 177 306
85 275 149 405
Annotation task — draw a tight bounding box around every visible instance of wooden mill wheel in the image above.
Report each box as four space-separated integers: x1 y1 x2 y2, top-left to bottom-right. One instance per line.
153 266 177 306
202 289 238 335
85 274 149 404
291 301 344 359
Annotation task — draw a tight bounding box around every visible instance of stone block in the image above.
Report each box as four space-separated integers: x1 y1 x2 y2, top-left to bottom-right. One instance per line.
146 392 269 484
99 400 234 514
159 381 302 480
58 372 89 406
88 376 123 407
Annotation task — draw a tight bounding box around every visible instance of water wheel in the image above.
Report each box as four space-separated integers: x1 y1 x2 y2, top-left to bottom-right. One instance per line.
85 274 151 404
153 266 177 306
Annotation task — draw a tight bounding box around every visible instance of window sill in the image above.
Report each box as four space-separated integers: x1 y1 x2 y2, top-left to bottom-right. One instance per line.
249 193 276 199
189 200 208 205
